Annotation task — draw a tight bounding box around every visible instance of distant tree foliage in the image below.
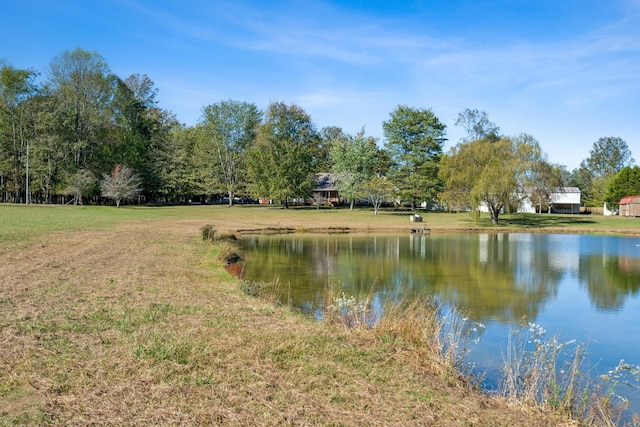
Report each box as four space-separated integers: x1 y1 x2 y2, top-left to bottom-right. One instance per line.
1 49 635 210
110 75 166 197
604 166 640 206
48 48 116 170
0 64 38 203
362 175 393 215
317 126 345 172
157 126 201 202
123 74 158 109
100 164 141 207
583 137 634 179
246 102 320 207
511 134 561 213
527 161 565 213
383 105 446 210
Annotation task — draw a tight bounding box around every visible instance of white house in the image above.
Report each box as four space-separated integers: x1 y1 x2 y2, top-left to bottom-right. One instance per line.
518 187 581 214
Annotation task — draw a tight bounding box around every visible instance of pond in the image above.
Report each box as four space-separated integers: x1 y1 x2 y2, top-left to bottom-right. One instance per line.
236 232 640 415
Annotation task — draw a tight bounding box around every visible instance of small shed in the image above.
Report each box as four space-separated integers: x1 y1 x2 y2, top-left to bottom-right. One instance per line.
619 196 640 217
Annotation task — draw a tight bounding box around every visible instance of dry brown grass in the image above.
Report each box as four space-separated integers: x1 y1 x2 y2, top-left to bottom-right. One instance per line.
1 214 575 426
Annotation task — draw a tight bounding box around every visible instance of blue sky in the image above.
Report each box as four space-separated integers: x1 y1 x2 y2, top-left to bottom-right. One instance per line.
2 0 639 170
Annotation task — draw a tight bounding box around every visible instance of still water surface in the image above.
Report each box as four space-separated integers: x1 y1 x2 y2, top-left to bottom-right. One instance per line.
237 232 640 411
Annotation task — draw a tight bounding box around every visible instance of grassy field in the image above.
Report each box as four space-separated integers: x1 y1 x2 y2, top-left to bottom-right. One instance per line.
3 203 640 246
2 203 635 425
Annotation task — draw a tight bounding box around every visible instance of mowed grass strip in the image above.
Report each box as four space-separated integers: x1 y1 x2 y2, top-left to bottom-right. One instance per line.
0 204 621 425
3 203 640 246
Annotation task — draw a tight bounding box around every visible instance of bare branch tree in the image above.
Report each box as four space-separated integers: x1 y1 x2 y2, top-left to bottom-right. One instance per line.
100 164 141 207
64 169 96 205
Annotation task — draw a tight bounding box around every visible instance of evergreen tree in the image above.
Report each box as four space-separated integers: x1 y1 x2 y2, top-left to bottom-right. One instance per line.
383 105 446 210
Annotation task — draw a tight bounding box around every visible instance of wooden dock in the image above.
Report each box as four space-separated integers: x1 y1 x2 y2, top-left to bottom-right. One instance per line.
410 226 430 234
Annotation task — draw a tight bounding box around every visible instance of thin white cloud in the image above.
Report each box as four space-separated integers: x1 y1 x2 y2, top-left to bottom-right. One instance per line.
106 0 640 169
113 0 440 65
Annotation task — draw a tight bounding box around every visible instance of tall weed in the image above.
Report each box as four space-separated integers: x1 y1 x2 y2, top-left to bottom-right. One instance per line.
499 322 640 425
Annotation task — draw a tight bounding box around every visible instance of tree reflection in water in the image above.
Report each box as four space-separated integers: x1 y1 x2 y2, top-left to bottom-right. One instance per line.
238 232 640 413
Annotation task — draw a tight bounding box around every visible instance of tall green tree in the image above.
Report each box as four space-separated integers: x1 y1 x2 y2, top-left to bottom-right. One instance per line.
362 175 393 215
568 166 593 206
527 161 565 213
584 137 634 179
383 105 446 210
439 136 545 225
48 48 116 171
318 126 344 172
27 89 68 203
512 134 562 213
604 166 640 207
329 128 379 209
246 101 320 207
156 125 201 203
109 74 174 200
123 73 158 109
0 64 38 202
198 100 261 205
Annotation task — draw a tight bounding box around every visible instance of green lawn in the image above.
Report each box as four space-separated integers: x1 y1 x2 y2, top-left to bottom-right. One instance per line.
3 203 640 249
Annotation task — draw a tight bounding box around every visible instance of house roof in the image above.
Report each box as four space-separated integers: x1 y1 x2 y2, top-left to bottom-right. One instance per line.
619 196 640 205
523 186 581 194
551 187 580 193
314 173 338 191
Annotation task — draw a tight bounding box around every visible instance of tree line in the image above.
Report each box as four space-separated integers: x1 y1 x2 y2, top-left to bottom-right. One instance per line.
1 48 636 222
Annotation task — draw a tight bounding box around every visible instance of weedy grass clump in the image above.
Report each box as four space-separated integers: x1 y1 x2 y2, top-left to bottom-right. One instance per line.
373 297 485 384
200 224 216 241
500 323 583 410
239 278 285 306
216 241 242 265
201 224 238 243
207 228 242 265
